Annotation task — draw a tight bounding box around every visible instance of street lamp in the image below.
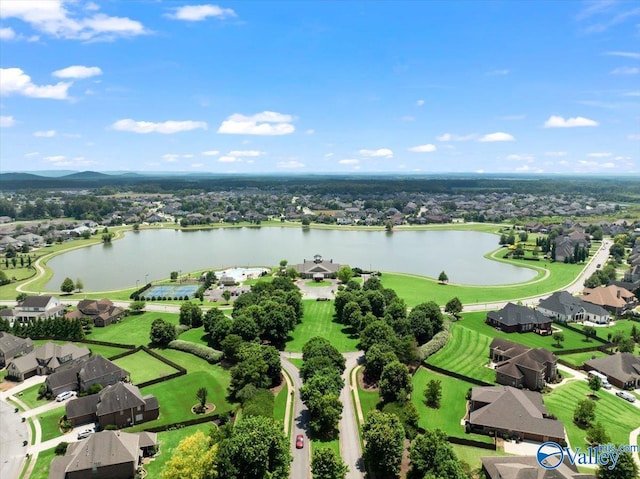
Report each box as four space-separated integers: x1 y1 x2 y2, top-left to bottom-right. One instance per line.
145 274 149 284
136 279 139 288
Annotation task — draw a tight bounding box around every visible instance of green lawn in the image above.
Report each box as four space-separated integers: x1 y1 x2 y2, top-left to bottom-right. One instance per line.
29 447 57 479
558 350 609 368
305 280 332 287
144 423 214 478
286 299 359 353
572 319 638 342
411 367 493 444
273 384 288 432
38 406 66 442
357 386 381 419
179 326 210 347
313 440 341 458
426 322 495 383
544 381 640 453
112 350 180 385
85 311 179 346
451 444 510 469
14 382 48 410
288 357 303 369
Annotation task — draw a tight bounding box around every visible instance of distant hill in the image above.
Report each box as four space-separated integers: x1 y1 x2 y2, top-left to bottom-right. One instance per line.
62 171 112 180
0 172 48 182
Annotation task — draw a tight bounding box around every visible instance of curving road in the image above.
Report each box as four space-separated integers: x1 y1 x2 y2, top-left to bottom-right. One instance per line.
340 353 365 479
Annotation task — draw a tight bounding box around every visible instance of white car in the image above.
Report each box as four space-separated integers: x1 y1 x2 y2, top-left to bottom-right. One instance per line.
77 429 94 440
615 391 636 403
56 391 75 402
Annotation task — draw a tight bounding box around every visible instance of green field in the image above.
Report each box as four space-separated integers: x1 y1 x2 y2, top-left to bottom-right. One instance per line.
451 444 511 469
286 299 359 353
411 367 493 444
426 322 495 383
85 311 179 346
544 381 640 454
357 385 381 418
112 350 180 385
38 406 66 442
178 326 210 346
313 440 341 458
28 447 56 479
14 382 48 409
572 319 639 342
558 350 609 368
273 384 288 432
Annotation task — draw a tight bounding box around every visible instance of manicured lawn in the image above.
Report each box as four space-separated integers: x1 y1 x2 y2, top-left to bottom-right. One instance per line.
179 326 210 347
544 381 639 453
313 440 341 458
451 444 511 469
572 319 638 342
286 300 359 353
274 384 288 430
426 322 495 383
112 350 180 385
29 447 57 479
305 280 332 287
288 358 303 369
85 312 179 346
411 367 492 444
357 386 381 419
558 350 609 368
15 382 49 410
144 423 214 478
0 369 7 381
38 406 66 442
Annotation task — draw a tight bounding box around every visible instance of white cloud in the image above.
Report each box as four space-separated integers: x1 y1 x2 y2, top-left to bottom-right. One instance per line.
506 153 534 162
605 51 640 60
52 65 102 79
0 0 147 40
217 111 295 135
544 115 599 128
227 150 263 157
111 119 208 134
545 151 568 157
43 155 97 167
338 159 359 165
0 67 71 100
486 69 509 76
408 144 437 153
218 156 239 163
34 130 56 137
324 153 334 158
416 99 425 107
162 154 180 163
201 150 219 156
305 129 315 135
0 27 16 39
478 132 515 142
277 160 305 169
24 152 40 158
0 116 16 127
587 152 612 158
167 4 236 21
359 148 393 158
611 66 639 75
628 134 640 140
191 163 204 168
436 132 476 142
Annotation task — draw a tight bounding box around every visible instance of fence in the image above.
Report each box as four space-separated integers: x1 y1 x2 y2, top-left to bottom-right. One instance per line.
422 363 493 387
143 413 224 433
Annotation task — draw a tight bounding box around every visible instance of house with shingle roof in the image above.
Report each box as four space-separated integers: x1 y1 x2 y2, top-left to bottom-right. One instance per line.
294 254 343 280
45 355 129 396
0 332 33 368
66 382 159 428
48 430 157 479
10 295 65 324
537 291 610 324
580 285 637 315
486 303 552 335
481 456 595 479
65 298 125 327
6 342 90 381
490 338 558 391
467 386 565 443
584 353 640 389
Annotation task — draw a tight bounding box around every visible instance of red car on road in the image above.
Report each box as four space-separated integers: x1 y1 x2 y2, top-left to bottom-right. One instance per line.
295 434 304 449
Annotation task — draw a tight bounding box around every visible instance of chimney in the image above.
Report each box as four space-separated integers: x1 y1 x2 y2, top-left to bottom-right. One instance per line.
616 289 620 299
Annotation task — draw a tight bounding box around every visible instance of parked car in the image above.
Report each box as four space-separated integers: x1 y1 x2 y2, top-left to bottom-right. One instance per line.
615 391 636 403
56 391 75 402
295 434 304 449
77 428 94 439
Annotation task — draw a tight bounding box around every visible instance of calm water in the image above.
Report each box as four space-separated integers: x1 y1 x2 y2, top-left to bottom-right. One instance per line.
46 227 537 291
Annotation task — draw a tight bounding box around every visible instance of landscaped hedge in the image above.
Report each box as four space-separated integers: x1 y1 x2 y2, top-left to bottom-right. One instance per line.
554 344 613 356
130 282 152 300
167 340 223 364
143 413 223 433
556 322 609 344
418 330 450 361
175 324 191 336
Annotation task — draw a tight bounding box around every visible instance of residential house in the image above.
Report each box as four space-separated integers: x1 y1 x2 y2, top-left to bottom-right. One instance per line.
66 382 159 428
65 299 125 327
49 430 157 479
580 285 637 315
294 254 342 280
481 456 595 479
9 295 66 324
0 332 33 368
490 338 558 391
553 235 589 263
6 342 90 381
584 353 640 389
45 355 129 396
486 303 552 335
467 386 565 443
537 291 610 324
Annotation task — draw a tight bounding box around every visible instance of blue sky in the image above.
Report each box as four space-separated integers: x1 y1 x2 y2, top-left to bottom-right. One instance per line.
0 0 639 174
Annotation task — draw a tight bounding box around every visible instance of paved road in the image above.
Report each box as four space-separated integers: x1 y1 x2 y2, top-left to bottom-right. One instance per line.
0 399 29 479
340 352 365 479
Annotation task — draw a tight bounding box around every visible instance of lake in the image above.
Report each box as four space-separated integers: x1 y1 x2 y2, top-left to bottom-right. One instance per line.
46 227 537 291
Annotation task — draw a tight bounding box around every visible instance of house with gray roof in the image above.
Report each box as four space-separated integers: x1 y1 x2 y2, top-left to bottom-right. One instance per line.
490 338 558 391
6 342 90 381
0 332 33 368
45 355 129 396
481 456 595 479
8 295 66 325
486 303 552 335
584 353 640 389
65 298 125 327
467 386 565 443
66 382 159 428
537 291 610 324
49 430 157 479
294 254 343 280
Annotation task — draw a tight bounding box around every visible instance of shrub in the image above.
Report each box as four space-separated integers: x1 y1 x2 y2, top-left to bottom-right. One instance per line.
54 442 68 455
104 424 118 430
418 330 450 361
167 339 223 364
175 324 191 336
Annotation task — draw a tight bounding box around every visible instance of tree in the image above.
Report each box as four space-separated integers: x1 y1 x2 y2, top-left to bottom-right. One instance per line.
363 410 405 479
311 448 348 479
407 301 443 345
424 379 442 408
574 398 596 427
0 270 9 286
408 429 466 479
217 416 291 479
302 217 311 227
385 220 393 232
583 326 596 342
379 360 412 403
438 271 448 284
196 387 208 409
60 277 75 294
619 339 635 353
586 422 609 446
179 301 203 328
588 375 602 396
203 307 226 335
220 334 245 362
337 266 354 284
150 318 177 347
75 278 84 292
129 300 146 314
596 451 639 479
170 271 179 281
364 344 397 384
444 297 463 319
16 292 27 303
552 331 565 347
302 337 346 373
307 394 343 439
222 290 232 303
161 430 218 479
